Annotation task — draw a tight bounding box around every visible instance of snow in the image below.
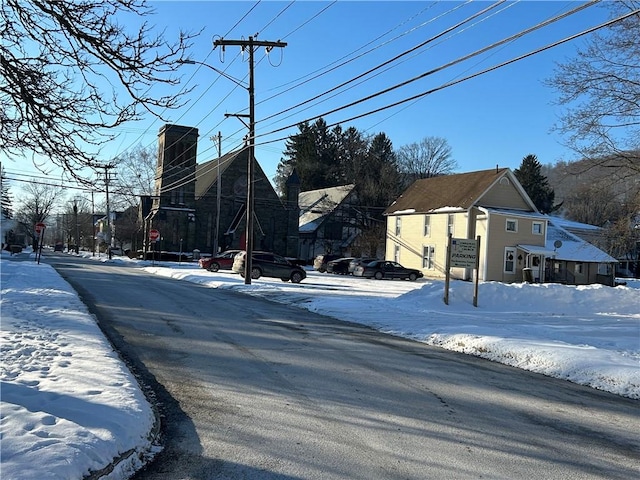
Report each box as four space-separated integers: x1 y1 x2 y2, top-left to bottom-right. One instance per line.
2 249 639 480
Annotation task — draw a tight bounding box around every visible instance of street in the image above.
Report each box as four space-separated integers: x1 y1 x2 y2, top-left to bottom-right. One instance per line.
48 254 639 480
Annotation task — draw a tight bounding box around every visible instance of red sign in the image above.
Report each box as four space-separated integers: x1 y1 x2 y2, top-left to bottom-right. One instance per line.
35 222 46 234
149 229 160 242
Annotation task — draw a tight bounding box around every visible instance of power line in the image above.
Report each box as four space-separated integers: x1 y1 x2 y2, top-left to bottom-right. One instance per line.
251 0 603 144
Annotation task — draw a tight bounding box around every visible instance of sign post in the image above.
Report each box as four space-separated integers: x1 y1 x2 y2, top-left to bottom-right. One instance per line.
35 222 46 264
444 235 481 306
149 229 160 265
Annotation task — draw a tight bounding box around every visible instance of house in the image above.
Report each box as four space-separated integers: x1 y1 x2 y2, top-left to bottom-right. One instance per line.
297 184 359 262
545 220 618 286
147 124 300 258
383 168 616 285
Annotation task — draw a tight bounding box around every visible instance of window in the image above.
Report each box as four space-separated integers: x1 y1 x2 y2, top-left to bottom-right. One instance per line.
447 214 454 236
532 222 543 235
423 245 435 269
504 247 516 274
395 216 401 236
423 215 431 236
394 245 400 263
575 262 583 274
506 218 518 232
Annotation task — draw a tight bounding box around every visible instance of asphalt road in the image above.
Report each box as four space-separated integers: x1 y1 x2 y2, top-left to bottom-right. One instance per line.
47 254 640 480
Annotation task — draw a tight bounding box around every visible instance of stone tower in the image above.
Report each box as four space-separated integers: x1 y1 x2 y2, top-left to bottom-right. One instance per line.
151 124 199 252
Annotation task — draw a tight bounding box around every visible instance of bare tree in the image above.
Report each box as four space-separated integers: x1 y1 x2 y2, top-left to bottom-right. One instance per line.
1 0 196 183
14 182 64 248
547 1 640 172
396 136 458 187
112 144 157 210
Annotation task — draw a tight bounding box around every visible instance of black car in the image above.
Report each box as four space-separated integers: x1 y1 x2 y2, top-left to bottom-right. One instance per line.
353 260 423 281
326 257 355 275
348 257 379 275
232 251 306 283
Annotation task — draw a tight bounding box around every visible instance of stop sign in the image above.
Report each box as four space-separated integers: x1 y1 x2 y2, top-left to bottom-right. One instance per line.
149 229 160 242
35 222 46 234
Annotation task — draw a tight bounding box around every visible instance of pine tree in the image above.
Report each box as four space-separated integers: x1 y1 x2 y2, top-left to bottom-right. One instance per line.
1 167 13 219
514 154 556 214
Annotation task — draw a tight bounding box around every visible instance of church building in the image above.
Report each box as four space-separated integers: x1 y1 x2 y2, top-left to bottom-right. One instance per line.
146 124 300 258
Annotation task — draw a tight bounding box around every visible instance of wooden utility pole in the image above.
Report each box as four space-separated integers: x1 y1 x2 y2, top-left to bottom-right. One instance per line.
213 36 286 284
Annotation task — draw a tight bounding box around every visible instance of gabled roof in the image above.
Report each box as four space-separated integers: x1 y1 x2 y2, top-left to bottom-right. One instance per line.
194 150 242 200
299 184 355 233
384 168 536 215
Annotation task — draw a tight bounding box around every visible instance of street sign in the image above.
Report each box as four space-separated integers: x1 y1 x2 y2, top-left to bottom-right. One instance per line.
149 229 160 242
35 222 46 234
444 235 481 307
450 238 478 268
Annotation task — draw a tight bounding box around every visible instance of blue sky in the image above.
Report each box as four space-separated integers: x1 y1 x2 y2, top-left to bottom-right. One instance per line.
5 1 612 197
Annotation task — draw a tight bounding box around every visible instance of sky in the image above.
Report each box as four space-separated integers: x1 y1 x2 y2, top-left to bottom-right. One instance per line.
2 0 617 209
1 248 639 479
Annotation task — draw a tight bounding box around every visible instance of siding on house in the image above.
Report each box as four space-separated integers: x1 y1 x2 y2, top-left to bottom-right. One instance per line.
386 210 470 278
477 177 531 210
482 209 547 282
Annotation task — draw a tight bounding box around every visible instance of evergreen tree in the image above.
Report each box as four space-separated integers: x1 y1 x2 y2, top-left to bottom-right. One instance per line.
357 133 401 218
274 118 345 194
1 167 13 219
514 154 557 214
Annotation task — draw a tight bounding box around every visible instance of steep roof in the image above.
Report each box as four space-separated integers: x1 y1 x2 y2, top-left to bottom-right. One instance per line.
194 150 241 200
299 184 355 233
384 168 534 215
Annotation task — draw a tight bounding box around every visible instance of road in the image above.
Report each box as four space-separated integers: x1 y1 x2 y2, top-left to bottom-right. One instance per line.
47 254 639 480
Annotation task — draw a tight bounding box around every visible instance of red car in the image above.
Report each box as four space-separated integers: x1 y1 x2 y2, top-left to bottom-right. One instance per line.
198 250 241 272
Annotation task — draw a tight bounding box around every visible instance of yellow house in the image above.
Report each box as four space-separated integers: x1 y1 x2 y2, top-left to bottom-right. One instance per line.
383 168 552 283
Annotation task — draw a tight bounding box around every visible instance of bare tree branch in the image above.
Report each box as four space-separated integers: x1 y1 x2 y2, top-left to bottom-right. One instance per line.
0 0 197 183
547 1 640 171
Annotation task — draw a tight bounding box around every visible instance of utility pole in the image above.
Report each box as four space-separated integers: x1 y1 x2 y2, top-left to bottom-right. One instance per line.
210 131 222 255
91 190 95 256
102 165 116 259
213 36 286 284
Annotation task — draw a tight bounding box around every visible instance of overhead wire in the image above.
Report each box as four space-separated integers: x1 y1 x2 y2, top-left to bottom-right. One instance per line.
156 1 595 195
251 0 601 143
157 1 344 194
119 1 616 198
255 0 495 126
170 1 479 194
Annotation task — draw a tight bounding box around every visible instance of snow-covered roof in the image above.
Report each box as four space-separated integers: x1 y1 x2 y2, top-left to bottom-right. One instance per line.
299 184 355 233
486 208 547 220
547 216 602 231
546 222 616 263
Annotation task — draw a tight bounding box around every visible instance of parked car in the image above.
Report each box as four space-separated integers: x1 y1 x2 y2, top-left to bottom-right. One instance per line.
313 254 342 273
326 257 355 275
232 251 307 283
348 257 379 275
199 249 241 272
353 260 423 281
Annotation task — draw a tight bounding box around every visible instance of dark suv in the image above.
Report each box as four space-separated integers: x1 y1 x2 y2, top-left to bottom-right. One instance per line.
232 251 307 283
